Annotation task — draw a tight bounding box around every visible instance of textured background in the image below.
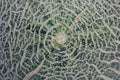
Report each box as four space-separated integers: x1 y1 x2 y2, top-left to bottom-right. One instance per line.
0 0 120 80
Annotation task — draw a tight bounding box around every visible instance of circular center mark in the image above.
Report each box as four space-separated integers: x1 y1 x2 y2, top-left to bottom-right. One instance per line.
55 32 67 44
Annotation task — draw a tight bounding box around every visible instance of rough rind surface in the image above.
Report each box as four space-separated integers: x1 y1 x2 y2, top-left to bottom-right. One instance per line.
0 0 120 80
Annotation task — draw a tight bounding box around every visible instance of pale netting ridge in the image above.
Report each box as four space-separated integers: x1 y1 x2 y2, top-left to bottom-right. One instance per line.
0 0 120 80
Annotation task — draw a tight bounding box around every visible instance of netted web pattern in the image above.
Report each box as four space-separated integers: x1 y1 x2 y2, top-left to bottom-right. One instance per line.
0 0 120 80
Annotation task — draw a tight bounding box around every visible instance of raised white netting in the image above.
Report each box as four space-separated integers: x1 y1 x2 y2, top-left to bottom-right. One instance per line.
0 0 120 80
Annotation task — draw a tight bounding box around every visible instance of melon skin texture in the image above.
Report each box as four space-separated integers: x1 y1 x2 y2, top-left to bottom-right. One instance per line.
0 0 120 80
